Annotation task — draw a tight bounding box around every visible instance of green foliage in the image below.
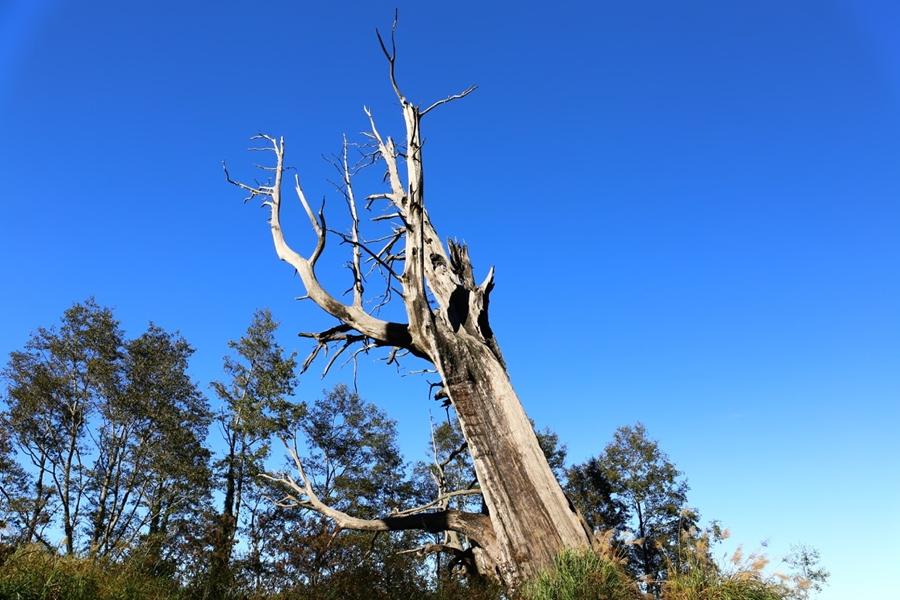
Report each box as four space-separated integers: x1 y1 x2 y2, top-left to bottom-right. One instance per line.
250 385 417 593
431 577 505 600
566 423 697 593
300 384 408 516
0 544 183 600
535 422 568 481
101 325 212 563
0 305 829 600
0 418 28 541
205 309 300 597
521 548 642 600
520 539 816 600
565 458 627 537
663 572 786 600
3 299 124 553
2 300 212 562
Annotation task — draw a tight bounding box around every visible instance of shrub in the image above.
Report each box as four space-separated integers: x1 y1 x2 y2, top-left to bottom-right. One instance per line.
521 548 643 600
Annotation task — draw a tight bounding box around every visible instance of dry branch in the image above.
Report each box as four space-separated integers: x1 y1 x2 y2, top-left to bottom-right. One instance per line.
260 436 494 549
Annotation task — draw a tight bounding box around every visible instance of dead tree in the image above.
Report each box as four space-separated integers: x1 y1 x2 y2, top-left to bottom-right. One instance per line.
226 21 594 589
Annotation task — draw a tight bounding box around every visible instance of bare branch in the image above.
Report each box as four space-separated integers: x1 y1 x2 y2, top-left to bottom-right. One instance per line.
330 228 403 283
223 162 271 205
421 85 478 117
227 134 420 354
293 174 327 266
375 9 404 101
364 107 405 206
371 211 403 222
298 324 364 375
260 436 495 547
440 440 470 471
392 488 482 517
341 135 365 307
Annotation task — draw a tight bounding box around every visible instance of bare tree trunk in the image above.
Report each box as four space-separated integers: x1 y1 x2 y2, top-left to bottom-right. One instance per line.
435 330 591 583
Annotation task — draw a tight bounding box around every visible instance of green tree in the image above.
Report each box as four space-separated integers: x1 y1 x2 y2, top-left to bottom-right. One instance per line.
117 326 212 576
3 299 123 555
2 301 211 573
565 457 628 538
260 384 421 596
0 416 28 543
567 423 697 597
536 425 568 482
207 309 299 594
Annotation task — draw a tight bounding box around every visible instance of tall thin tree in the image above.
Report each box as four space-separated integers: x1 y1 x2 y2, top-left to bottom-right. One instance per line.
208 310 299 592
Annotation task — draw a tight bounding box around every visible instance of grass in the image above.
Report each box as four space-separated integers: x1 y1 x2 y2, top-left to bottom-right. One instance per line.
0 544 181 600
661 534 791 600
0 539 816 600
521 530 799 600
521 546 642 600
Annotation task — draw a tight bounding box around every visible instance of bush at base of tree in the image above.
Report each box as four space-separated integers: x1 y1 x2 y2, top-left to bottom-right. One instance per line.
521 548 642 600
0 544 184 600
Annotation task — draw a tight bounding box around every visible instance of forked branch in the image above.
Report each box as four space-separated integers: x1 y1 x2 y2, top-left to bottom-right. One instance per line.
224 135 419 356
260 436 495 548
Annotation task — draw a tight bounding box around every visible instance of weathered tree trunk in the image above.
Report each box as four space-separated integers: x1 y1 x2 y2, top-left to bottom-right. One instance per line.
436 332 592 583
228 21 594 590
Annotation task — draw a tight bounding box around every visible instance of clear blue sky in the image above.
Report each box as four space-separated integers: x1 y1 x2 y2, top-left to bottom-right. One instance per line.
2 1 898 597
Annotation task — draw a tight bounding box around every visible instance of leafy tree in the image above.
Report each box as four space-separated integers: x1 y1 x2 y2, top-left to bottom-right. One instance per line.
85 325 212 566
258 384 420 595
2 301 211 571
536 425 568 482
565 457 628 538
567 423 697 596
207 309 299 593
117 326 212 575
3 299 122 554
0 417 28 542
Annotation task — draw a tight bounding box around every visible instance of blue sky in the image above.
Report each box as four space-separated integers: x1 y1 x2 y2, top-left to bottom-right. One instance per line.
1 1 898 596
